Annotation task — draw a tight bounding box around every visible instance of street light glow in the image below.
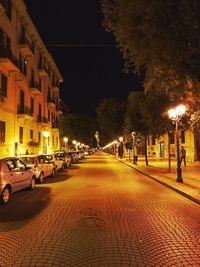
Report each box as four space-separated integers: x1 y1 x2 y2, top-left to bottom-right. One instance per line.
63 137 68 143
167 103 187 183
43 130 50 138
168 104 186 120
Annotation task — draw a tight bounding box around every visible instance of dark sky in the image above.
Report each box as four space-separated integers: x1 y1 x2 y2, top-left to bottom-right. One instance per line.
24 0 143 116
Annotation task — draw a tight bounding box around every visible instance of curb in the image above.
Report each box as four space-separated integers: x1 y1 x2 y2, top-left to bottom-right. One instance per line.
115 157 200 206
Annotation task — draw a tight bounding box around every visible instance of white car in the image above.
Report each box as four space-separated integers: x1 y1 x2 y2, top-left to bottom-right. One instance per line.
45 154 64 172
0 157 36 204
18 154 55 183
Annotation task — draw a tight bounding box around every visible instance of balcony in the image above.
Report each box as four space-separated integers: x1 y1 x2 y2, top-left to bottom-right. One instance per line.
0 49 19 73
47 97 56 110
37 116 48 127
18 36 34 58
52 85 59 94
0 94 4 103
29 81 41 96
17 105 33 122
52 122 59 129
0 1 5 15
38 63 48 78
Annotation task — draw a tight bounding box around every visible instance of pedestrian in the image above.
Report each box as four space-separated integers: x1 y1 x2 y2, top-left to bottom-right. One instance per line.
25 149 29 155
180 146 186 166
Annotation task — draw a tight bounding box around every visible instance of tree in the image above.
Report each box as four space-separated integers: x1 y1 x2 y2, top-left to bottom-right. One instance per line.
96 97 126 145
124 89 172 165
101 0 200 95
59 113 97 147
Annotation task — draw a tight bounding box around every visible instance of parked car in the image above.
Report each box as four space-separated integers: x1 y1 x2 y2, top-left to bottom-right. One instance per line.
0 157 36 204
44 153 64 172
18 154 55 183
54 151 71 168
66 151 78 164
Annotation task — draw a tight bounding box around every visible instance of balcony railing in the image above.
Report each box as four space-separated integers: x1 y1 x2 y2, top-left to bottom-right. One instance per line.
18 36 34 54
52 122 59 128
29 81 41 89
17 105 33 116
0 94 4 103
37 116 48 123
0 48 19 72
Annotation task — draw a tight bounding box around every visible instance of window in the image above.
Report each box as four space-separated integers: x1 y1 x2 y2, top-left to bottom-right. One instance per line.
48 110 50 122
0 28 11 54
0 73 7 97
0 121 6 144
30 97 34 113
1 0 12 19
38 103 42 120
19 126 23 144
38 132 41 144
30 129 33 140
39 78 42 91
152 136 156 145
169 132 175 144
19 55 27 76
181 130 185 144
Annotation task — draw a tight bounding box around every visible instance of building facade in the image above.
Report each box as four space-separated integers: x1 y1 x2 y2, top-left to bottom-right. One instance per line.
0 0 63 157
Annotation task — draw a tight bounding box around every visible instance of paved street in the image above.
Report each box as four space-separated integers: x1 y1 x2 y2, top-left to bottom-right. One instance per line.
0 152 199 267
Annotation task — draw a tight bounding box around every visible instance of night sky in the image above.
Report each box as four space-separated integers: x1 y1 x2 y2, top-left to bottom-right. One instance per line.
24 0 143 116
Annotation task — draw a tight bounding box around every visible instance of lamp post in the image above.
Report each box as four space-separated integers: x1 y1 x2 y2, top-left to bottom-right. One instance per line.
63 137 68 150
119 136 124 159
43 130 50 154
131 132 137 164
168 104 186 182
72 140 77 151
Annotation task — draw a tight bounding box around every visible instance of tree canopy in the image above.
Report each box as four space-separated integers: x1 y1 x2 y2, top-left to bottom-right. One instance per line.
101 0 200 94
59 113 97 147
96 97 126 144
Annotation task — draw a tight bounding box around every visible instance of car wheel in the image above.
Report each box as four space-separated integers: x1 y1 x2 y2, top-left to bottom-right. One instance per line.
1 186 11 204
39 173 44 184
30 177 36 190
51 168 55 177
61 164 64 172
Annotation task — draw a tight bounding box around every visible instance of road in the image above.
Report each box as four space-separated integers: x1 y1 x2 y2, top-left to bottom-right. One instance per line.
0 152 199 266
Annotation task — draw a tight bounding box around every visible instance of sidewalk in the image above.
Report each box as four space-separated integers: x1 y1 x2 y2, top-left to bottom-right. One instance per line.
116 155 200 205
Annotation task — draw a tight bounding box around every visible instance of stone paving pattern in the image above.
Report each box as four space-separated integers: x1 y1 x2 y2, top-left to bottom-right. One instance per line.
0 152 199 266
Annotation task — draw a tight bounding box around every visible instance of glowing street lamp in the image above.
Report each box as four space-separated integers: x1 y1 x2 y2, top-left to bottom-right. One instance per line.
63 137 68 150
168 104 186 182
72 140 77 151
43 130 50 154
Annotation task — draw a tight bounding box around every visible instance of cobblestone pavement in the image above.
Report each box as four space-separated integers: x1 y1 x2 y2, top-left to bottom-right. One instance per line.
0 152 199 267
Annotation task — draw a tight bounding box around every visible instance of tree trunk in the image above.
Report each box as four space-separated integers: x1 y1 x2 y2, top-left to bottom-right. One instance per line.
168 131 171 171
144 135 149 166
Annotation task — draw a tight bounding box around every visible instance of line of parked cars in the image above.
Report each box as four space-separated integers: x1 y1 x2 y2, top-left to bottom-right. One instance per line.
0 150 86 205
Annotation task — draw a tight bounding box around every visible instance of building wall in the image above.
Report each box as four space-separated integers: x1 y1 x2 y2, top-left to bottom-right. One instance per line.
148 129 195 162
0 0 63 157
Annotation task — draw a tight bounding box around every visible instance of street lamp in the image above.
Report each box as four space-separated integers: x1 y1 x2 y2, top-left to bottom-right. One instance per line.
118 136 124 159
43 130 50 154
63 137 68 150
72 140 77 151
168 104 186 182
131 132 137 164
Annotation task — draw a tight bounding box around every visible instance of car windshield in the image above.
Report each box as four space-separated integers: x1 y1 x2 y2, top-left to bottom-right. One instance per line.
45 155 53 160
55 153 64 158
19 157 34 165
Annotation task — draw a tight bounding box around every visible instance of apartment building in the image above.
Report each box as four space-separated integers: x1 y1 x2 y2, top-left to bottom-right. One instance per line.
0 0 63 157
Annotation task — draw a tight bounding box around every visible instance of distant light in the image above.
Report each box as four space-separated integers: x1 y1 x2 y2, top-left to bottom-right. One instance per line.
43 131 50 138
